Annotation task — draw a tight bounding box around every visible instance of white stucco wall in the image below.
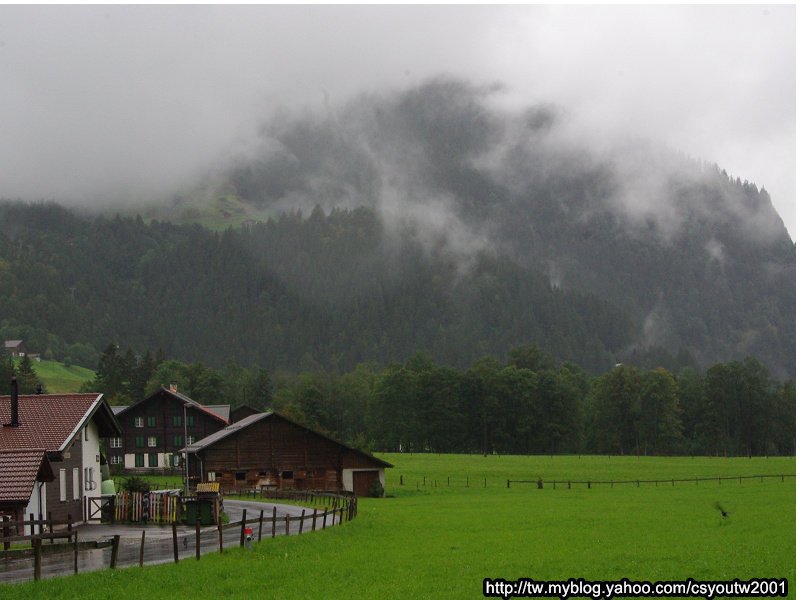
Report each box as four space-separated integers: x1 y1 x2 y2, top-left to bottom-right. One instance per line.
23 481 47 534
341 468 385 493
80 420 102 506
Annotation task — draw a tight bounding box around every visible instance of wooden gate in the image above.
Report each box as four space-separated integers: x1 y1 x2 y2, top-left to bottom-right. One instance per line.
87 497 104 521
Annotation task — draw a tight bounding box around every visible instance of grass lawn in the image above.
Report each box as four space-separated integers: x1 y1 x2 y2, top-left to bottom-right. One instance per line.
16 359 95 393
5 454 794 599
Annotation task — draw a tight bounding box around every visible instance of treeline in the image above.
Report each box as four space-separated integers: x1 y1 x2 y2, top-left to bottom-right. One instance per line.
87 344 794 457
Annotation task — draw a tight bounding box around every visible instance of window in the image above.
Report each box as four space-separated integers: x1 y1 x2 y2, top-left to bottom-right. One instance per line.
172 454 181 467
72 468 80 500
186 435 195 445
135 436 145 448
186 415 194 427
148 453 158 468
281 471 294 480
147 436 158 448
59 469 66 501
110 437 122 449
147 416 156 427
207 472 216 482
84 467 94 491
84 426 89 441
235 471 246 481
172 415 182 427
173 435 183 447
110 456 122 465
135 454 144 468
134 417 144 428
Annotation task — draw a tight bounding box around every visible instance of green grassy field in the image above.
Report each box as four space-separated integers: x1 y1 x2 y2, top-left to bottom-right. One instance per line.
15 359 95 393
5 454 795 599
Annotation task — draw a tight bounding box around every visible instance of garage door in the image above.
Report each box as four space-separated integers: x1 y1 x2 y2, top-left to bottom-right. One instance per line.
352 470 380 497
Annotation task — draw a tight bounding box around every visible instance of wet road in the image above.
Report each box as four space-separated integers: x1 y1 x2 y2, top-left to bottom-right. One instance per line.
0 500 341 584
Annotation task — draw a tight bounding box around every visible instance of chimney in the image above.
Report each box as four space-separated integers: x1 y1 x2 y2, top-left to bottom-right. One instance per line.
5 376 20 427
169 383 178 393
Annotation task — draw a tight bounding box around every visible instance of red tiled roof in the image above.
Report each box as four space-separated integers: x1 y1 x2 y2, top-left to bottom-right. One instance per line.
0 394 102 452
0 448 51 503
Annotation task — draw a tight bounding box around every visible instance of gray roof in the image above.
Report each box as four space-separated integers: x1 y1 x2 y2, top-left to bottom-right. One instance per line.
111 406 126 416
181 410 393 468
204 404 231 422
183 411 270 453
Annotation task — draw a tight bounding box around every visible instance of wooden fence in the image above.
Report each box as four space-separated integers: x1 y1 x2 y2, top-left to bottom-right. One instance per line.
507 473 796 489
0 495 357 584
112 491 181 523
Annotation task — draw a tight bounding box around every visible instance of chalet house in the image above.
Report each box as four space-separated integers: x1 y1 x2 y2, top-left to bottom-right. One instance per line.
0 386 121 525
0 449 54 533
108 386 229 473
184 411 392 496
3 340 26 357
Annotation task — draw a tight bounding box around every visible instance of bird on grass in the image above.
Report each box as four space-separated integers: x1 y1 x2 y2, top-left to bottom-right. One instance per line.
713 502 729 518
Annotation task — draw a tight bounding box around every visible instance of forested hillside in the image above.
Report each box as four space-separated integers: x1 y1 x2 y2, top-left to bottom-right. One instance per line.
0 202 634 373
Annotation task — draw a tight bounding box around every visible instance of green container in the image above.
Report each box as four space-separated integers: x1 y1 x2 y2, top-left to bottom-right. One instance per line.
101 479 116 495
184 499 214 525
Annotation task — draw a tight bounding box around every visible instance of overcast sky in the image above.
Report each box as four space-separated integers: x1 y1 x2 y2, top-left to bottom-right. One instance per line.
0 4 795 238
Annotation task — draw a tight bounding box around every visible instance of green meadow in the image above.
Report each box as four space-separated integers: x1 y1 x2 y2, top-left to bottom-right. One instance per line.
5 454 795 599
16 359 95 393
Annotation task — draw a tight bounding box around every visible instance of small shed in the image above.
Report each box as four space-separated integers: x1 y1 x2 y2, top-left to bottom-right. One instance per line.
184 412 392 496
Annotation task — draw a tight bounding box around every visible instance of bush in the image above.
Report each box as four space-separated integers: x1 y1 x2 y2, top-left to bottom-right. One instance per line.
122 476 151 494
367 479 385 498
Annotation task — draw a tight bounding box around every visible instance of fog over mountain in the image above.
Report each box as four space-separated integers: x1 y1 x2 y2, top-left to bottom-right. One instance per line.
0 6 793 378
0 5 794 237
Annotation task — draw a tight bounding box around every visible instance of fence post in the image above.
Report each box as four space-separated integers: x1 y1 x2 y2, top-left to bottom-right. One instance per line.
139 530 146 567
258 510 264 541
110 535 120 569
322 509 328 529
312 508 317 531
218 521 224 553
48 511 53 544
2 515 9 551
33 538 41 581
73 531 79 574
172 522 179 563
239 509 247 547
285 513 290 536
507 479 510 488
339 508 344 525
271 507 277 538
29 513 35 540
195 517 201 560
299 510 305 534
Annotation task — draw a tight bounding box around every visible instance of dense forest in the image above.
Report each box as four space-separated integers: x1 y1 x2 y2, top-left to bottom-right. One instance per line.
5 343 789 457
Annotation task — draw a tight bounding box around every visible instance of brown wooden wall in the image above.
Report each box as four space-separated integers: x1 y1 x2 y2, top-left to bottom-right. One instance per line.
115 391 227 463
46 439 83 523
193 415 386 492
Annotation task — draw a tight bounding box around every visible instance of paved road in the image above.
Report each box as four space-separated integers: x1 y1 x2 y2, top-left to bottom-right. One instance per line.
0 500 340 584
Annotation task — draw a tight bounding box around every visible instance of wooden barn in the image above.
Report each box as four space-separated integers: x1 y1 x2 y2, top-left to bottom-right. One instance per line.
184 412 392 496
